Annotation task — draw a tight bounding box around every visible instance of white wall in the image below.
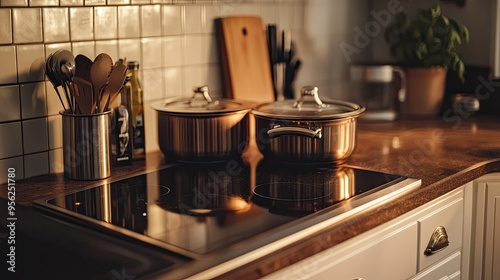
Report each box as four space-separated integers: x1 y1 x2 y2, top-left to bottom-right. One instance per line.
296 0 370 99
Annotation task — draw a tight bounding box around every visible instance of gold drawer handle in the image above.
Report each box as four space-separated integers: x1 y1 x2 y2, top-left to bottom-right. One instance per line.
424 226 450 256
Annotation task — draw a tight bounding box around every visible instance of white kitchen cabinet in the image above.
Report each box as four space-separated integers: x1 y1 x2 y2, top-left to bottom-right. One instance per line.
469 173 500 280
264 187 465 280
409 250 461 280
417 194 464 272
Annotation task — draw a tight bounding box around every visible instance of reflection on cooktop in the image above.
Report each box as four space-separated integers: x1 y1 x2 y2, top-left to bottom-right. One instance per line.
41 161 405 255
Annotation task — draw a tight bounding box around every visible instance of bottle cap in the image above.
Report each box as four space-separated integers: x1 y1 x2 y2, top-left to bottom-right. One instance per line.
127 61 140 70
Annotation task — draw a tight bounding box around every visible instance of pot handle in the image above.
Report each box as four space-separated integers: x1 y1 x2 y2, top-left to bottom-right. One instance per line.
190 85 213 104
267 126 322 139
293 86 325 109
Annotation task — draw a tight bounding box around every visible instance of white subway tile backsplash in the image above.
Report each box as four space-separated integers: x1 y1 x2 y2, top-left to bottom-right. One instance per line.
94 6 117 40
0 46 17 85
70 7 94 41
184 5 202 34
22 117 48 154
47 115 62 149
71 41 95 59
108 0 130 4
162 5 182 35
24 151 49 178
143 103 158 154
118 6 140 38
141 5 162 37
0 122 23 158
237 4 261 16
260 4 276 24
183 63 220 95
142 37 163 68
45 43 72 59
0 157 24 185
0 85 21 122
118 39 141 62
20 82 47 119
1 0 28 7
219 3 237 16
30 0 59 6
183 65 201 90
60 0 84 5
85 0 105 5
162 36 182 67
95 40 119 62
277 4 293 30
13 8 43 43
291 3 304 31
183 34 217 65
163 66 183 97
45 81 64 115
203 5 220 34
131 0 150 4
142 68 164 100
16 44 45 83
0 9 13 44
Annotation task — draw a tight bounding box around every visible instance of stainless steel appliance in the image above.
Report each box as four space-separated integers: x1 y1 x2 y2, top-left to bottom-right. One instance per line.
34 160 420 279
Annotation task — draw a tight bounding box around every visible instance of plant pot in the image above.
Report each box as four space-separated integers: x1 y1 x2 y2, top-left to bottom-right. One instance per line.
401 67 447 116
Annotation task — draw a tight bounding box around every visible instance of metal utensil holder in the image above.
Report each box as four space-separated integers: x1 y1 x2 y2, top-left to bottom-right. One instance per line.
61 110 111 180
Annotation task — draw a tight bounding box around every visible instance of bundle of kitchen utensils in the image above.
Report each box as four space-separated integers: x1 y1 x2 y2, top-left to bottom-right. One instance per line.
45 50 129 180
266 25 301 101
45 50 129 115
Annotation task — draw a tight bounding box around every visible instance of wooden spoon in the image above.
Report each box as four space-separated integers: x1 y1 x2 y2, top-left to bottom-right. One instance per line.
100 63 128 112
90 53 113 112
74 54 93 82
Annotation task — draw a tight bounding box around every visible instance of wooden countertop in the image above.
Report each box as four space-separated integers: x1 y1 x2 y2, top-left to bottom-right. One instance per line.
2 114 500 279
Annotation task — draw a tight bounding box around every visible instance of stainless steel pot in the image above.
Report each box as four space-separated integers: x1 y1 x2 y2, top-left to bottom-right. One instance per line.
252 86 365 163
151 86 254 162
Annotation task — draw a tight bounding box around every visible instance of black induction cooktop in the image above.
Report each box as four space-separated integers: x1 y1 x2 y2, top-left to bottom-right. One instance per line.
34 160 420 264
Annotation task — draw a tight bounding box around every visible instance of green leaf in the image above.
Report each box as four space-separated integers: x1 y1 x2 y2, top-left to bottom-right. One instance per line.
450 30 462 45
428 39 442 53
440 15 450 27
431 4 441 19
425 28 434 41
462 25 470 44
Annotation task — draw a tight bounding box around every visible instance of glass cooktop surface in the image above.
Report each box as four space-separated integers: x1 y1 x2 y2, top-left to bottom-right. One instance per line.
35 161 411 256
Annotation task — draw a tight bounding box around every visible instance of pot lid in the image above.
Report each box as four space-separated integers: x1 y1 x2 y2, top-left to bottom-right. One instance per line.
151 85 254 114
252 86 365 119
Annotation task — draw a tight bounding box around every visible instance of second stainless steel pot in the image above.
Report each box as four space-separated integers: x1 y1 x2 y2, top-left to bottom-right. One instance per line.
252 86 365 163
151 86 254 162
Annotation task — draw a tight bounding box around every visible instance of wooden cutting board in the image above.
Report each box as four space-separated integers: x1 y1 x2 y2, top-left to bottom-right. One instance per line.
215 16 275 103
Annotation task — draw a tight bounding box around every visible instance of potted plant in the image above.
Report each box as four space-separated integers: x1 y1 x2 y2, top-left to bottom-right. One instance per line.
385 4 470 116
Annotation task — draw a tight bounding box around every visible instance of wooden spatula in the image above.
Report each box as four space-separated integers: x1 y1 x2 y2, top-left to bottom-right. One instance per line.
90 53 113 112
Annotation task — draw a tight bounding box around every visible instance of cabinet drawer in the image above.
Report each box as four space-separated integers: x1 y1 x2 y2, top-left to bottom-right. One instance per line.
418 195 463 271
410 250 461 280
263 222 418 280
